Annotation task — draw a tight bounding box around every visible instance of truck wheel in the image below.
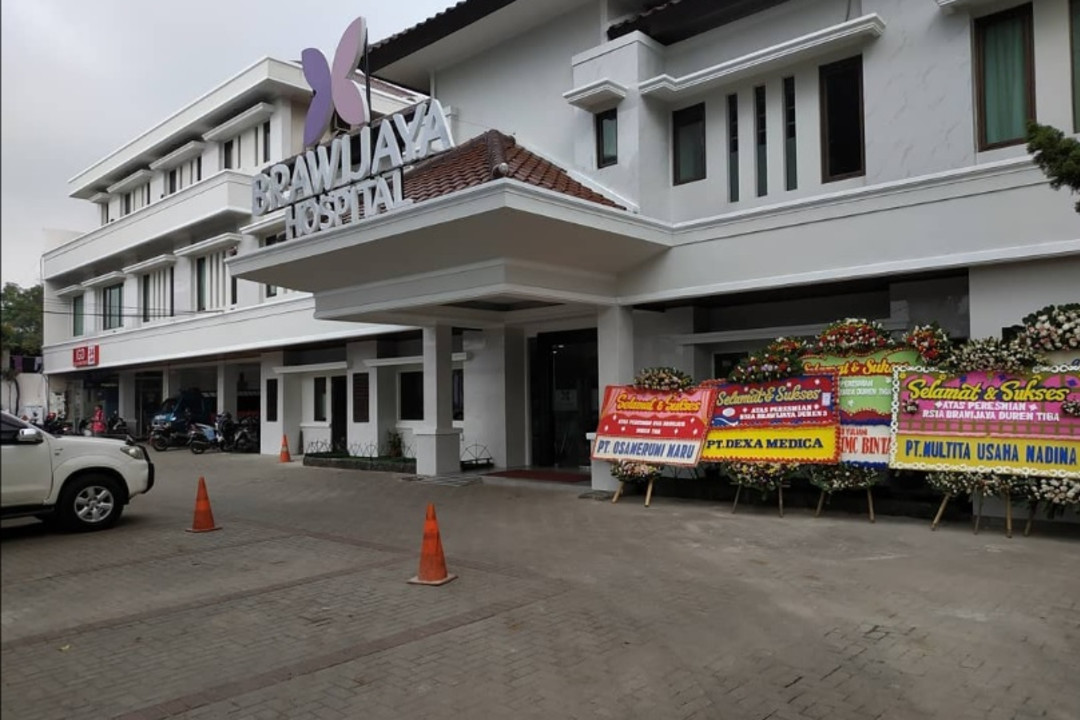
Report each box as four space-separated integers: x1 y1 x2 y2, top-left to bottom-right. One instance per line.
57 475 124 531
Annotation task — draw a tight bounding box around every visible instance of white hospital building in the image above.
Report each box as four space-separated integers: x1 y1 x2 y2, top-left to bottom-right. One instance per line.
42 0 1080 489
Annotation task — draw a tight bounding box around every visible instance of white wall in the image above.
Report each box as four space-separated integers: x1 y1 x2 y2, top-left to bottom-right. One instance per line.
435 3 600 170
969 256 1080 339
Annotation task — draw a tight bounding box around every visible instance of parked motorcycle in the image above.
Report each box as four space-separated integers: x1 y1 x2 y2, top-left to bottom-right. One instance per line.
188 420 220 454
149 419 194 452
41 412 74 436
107 412 129 436
233 416 259 453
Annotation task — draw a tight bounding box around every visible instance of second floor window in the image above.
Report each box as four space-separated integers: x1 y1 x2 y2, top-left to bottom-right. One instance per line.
976 4 1035 149
754 85 767 197
223 139 236 170
167 169 178 195
263 121 271 163
141 267 173 322
99 203 109 226
72 295 84 337
102 283 123 330
595 109 617 168
673 103 706 185
820 55 865 182
727 94 739 202
195 251 229 312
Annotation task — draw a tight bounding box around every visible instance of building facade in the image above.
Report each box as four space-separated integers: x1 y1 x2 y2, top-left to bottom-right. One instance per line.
41 58 425 453
44 1 1080 490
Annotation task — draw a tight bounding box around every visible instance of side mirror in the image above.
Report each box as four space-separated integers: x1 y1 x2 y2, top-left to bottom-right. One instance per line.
17 428 44 444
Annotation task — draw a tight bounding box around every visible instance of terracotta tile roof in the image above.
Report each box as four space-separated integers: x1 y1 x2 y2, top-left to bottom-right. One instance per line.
402 130 623 209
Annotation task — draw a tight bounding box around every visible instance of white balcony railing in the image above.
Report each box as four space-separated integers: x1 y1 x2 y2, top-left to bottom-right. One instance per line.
43 170 254 280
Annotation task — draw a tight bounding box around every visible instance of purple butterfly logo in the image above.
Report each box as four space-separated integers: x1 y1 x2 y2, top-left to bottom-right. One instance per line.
301 16 370 147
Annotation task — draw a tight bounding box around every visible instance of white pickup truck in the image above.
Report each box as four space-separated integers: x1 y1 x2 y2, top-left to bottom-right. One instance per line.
1 411 155 531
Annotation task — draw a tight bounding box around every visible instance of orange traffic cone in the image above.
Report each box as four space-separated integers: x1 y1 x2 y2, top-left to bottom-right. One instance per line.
279 434 292 463
408 503 457 586
186 477 221 533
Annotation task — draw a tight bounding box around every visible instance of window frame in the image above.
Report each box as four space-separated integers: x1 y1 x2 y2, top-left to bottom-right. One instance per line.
754 85 768 197
102 283 124 330
819 55 866 183
313 377 327 422
72 294 84 337
595 108 618 168
727 93 739 202
783 76 797 191
974 3 1035 151
672 103 707 185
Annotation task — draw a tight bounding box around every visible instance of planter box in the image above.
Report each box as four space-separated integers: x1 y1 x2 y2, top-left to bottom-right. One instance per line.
302 455 417 473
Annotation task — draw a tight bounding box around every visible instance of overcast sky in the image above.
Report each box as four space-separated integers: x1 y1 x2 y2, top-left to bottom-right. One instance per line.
0 0 452 288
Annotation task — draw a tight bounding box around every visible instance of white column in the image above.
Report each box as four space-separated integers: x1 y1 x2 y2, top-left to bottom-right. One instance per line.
259 351 283 455
217 363 240 415
463 327 527 469
235 235 262 308
591 306 635 491
415 324 460 475
173 255 194 316
375 366 398 454
118 371 136 429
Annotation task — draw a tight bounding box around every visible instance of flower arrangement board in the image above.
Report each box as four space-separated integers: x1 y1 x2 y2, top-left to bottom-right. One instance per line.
591 385 717 467
701 374 841 464
803 348 920 466
889 367 1080 478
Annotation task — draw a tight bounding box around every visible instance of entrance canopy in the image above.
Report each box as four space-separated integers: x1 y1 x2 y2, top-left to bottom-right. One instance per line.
229 131 670 326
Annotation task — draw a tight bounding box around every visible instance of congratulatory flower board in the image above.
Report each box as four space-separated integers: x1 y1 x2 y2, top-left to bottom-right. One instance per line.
889 368 1080 478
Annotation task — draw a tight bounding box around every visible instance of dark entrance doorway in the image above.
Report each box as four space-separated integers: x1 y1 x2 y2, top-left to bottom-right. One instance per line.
330 375 347 451
529 329 598 468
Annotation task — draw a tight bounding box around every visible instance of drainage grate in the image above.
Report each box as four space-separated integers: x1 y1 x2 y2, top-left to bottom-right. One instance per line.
398 474 483 487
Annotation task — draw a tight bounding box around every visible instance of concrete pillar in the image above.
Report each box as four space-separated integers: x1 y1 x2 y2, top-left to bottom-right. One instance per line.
216 362 240 415
463 327 527 468
282 375 302 455
415 325 460 475
118 371 136 430
591 306 635 491
259 351 283 455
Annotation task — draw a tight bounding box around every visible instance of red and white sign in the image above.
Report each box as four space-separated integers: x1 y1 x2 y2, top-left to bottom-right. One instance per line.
72 345 100 367
591 385 717 466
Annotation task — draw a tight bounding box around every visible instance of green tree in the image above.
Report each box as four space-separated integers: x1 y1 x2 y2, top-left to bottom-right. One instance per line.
1027 122 1080 213
0 282 44 356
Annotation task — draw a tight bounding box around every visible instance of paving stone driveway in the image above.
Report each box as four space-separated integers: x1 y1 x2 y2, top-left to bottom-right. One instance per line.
2 451 1078 720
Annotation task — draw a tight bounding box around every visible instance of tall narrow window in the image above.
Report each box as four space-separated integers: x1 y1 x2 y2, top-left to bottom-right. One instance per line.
230 275 238 306
196 156 202 181
123 192 133 216
196 257 207 311
820 55 865 181
103 284 123 330
727 94 739 202
399 371 424 420
783 76 797 191
754 85 767 197
673 103 706 185
314 377 327 422
975 4 1034 150
236 135 243 168
99 203 109 225
169 266 175 317
1072 0 1079 131
142 275 150 322
72 295 84 337
595 108 617 168
262 121 271 162
452 368 464 421
223 139 235 169
167 169 177 195
352 373 370 422
266 378 278 422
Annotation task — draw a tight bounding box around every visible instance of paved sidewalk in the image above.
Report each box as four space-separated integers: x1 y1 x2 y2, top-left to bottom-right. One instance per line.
2 451 1078 720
